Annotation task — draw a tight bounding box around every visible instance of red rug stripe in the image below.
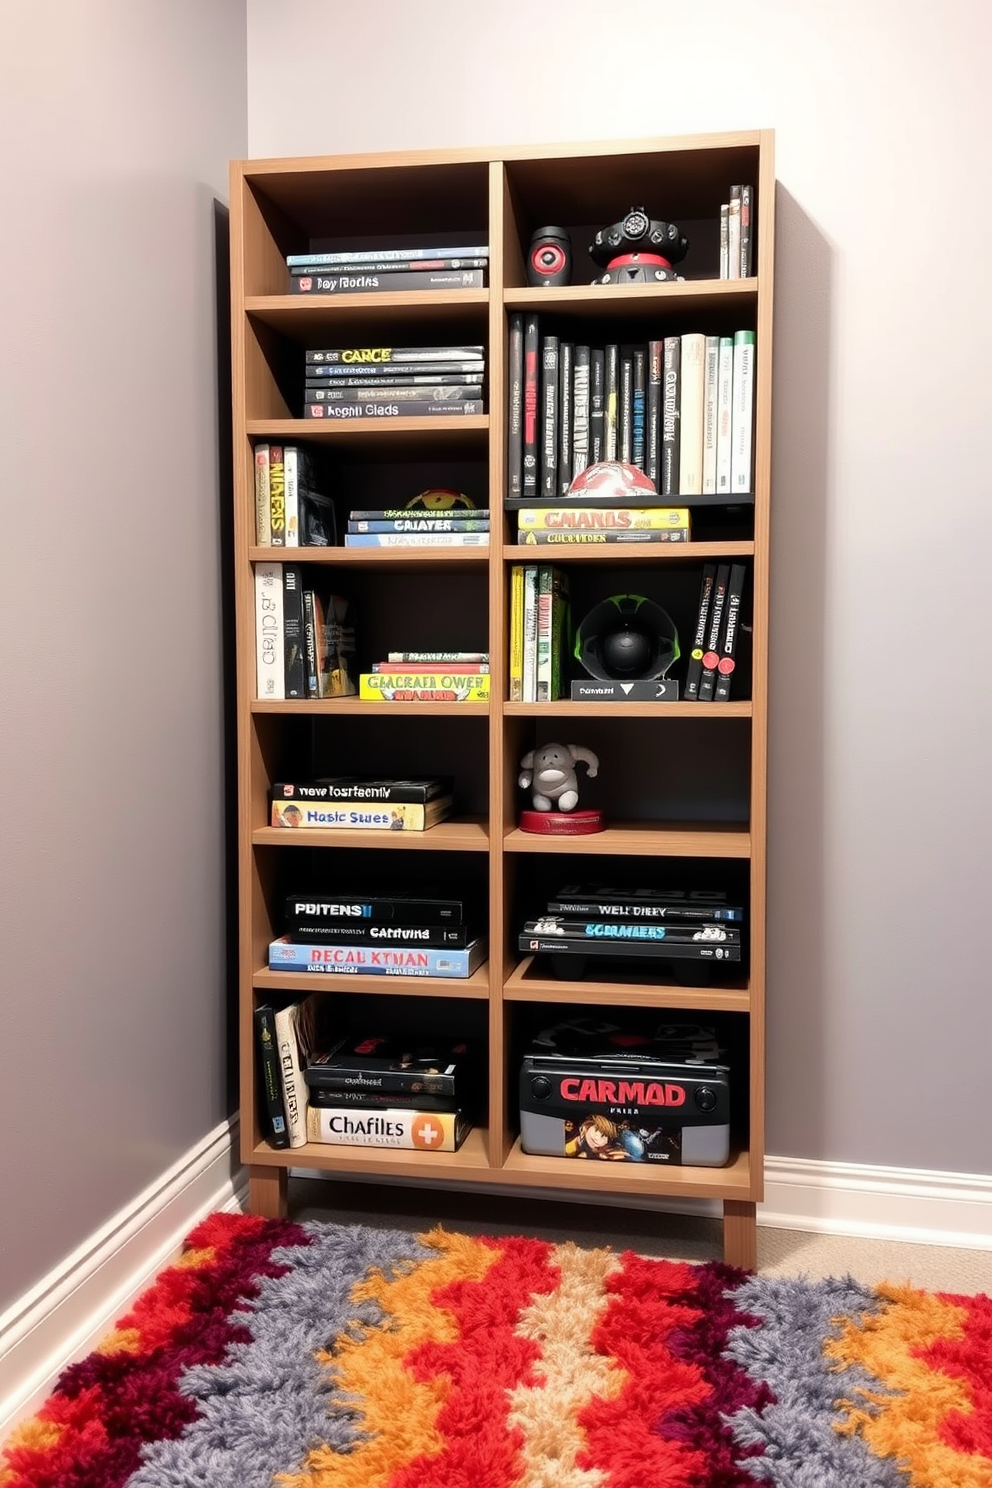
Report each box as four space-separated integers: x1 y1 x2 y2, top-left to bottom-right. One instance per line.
929 1291 992 1459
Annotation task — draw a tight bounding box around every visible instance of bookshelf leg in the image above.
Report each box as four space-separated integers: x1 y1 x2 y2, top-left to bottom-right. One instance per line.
248 1165 288 1218
722 1200 757 1269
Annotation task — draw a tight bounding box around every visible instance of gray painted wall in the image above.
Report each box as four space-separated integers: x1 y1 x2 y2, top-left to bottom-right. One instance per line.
0 1 246 1313
246 0 992 1175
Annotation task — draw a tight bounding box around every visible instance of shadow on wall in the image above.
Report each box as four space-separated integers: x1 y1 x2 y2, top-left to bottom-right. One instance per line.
765 184 833 1161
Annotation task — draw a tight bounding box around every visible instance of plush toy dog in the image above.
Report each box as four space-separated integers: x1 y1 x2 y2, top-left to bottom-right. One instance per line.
518 742 599 812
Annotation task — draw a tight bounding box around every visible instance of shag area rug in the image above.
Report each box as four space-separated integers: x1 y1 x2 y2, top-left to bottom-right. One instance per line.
3 1213 991 1488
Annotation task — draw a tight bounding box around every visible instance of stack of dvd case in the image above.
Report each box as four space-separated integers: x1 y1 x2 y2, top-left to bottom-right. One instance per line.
303 1035 479 1151
519 884 744 981
304 344 486 420
287 243 488 296
269 889 486 979
269 776 453 833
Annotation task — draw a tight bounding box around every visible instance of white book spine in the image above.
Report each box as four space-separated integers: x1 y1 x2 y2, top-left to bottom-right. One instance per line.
731 331 756 494
678 333 706 496
536 566 553 702
254 561 285 699
727 190 741 281
719 204 729 279
522 565 539 703
283 446 300 547
715 337 735 495
702 336 720 495
272 1003 308 1148
254 444 271 544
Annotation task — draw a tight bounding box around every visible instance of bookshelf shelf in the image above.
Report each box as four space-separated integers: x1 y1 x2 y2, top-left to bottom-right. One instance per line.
231 130 774 1269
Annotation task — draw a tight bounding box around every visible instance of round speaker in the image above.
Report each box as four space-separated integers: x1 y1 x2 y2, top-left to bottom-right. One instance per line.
575 594 680 682
527 226 572 286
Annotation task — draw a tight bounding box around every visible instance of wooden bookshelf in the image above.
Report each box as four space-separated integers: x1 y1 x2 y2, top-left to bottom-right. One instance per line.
230 131 774 1268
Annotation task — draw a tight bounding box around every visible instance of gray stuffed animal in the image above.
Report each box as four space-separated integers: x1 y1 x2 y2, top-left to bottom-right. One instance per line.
518 742 599 812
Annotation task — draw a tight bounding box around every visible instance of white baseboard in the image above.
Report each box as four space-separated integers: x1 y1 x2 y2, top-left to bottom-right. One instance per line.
761 1155 992 1250
3 1137 989 1442
0 1117 246 1440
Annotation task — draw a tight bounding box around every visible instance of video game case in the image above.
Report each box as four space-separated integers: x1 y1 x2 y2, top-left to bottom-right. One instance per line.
268 445 286 544
291 269 484 294
305 346 484 364
270 937 486 978
305 362 485 380
604 344 619 461
254 443 271 545
306 400 484 420
619 353 633 464
646 341 662 488
348 517 490 533
307 1086 466 1112
662 336 681 498
288 247 488 267
548 887 743 922
282 566 305 699
589 349 605 465
683 564 717 702
519 927 740 963
697 564 730 702
291 257 487 276
385 650 489 663
520 530 686 546
508 565 525 701
271 798 452 832
272 776 452 805
306 384 483 403
305 1106 470 1151
359 672 490 701
284 891 468 926
254 561 284 700
507 311 524 500
522 316 540 499
632 347 646 472
304 591 356 699
713 563 747 702
523 917 741 946
558 341 573 495
739 185 753 276
348 510 489 521
371 661 488 673
345 533 490 548
254 1006 289 1148
540 335 559 498
518 507 689 531
522 564 539 703
306 1035 478 1094
287 922 471 949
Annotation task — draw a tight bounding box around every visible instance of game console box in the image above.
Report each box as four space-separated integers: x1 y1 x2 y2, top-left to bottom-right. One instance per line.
519 1016 731 1167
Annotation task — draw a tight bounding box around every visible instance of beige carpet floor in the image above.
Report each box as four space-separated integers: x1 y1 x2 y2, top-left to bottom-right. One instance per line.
288 1175 992 1294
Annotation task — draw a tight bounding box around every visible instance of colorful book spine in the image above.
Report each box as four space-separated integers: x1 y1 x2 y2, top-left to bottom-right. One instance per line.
306 400 483 420
619 353 633 464
517 508 689 530
522 565 539 703
288 249 488 267
254 1006 289 1149
386 651 488 663
646 340 663 489
306 384 483 403
702 337 720 496
558 341 573 494
540 335 559 498
269 937 484 978
550 567 569 701
305 362 484 379
518 530 688 544
683 564 717 702
271 799 451 831
678 334 705 497
254 443 271 545
509 564 525 701
731 330 756 494
291 257 487 277
283 446 301 546
254 561 284 700
305 1106 469 1150
305 345 485 363
291 269 485 294
632 347 646 473
268 445 286 544
359 673 490 702
348 518 490 533
507 312 524 499
344 533 490 548
522 316 540 498
536 566 554 702
662 337 681 498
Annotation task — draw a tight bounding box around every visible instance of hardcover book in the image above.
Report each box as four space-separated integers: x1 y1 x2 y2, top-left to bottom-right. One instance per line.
284 891 469 926
271 776 453 804
305 1107 470 1151
358 672 490 701
269 938 486 978
270 798 453 832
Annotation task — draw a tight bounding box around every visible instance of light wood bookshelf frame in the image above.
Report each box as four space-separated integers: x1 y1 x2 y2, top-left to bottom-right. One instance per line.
230 131 774 1268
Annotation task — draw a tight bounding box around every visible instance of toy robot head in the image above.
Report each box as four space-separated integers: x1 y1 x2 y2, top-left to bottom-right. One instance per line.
589 207 688 285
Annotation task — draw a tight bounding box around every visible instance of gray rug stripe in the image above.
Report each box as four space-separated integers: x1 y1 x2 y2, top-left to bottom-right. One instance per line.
724 1274 907 1487
128 1222 433 1488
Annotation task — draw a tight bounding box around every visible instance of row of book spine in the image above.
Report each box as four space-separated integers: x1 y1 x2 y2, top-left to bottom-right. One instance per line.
255 564 356 700
254 444 335 547
506 317 756 502
719 185 754 279
508 565 570 702
684 562 747 702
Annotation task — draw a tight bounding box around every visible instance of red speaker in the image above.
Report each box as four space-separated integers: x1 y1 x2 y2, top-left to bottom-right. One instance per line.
527 226 571 286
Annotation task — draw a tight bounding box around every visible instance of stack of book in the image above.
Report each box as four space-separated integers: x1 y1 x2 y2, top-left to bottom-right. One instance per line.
506 317 755 500
254 576 355 701
516 505 689 545
683 562 747 702
305 1035 478 1152
269 776 453 833
508 566 569 702
254 443 335 546
346 506 490 548
304 344 486 420
358 653 490 703
719 186 753 279
268 888 486 980
287 242 488 296
519 883 744 981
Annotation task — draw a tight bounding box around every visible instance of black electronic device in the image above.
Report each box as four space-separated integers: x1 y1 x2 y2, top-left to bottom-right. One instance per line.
527 226 572 286
588 207 688 285
574 594 679 681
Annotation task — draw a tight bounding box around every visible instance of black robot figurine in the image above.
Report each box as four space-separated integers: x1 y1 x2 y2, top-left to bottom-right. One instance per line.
589 206 689 285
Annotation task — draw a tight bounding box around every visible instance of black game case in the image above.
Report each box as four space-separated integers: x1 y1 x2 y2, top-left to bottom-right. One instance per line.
697 564 730 702
589 349 605 464
683 564 717 702
507 312 524 499
284 891 469 926
253 1005 290 1149
713 563 747 702
305 346 484 364
548 885 744 923
305 1035 479 1099
282 567 306 699
540 335 559 498
558 341 573 494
